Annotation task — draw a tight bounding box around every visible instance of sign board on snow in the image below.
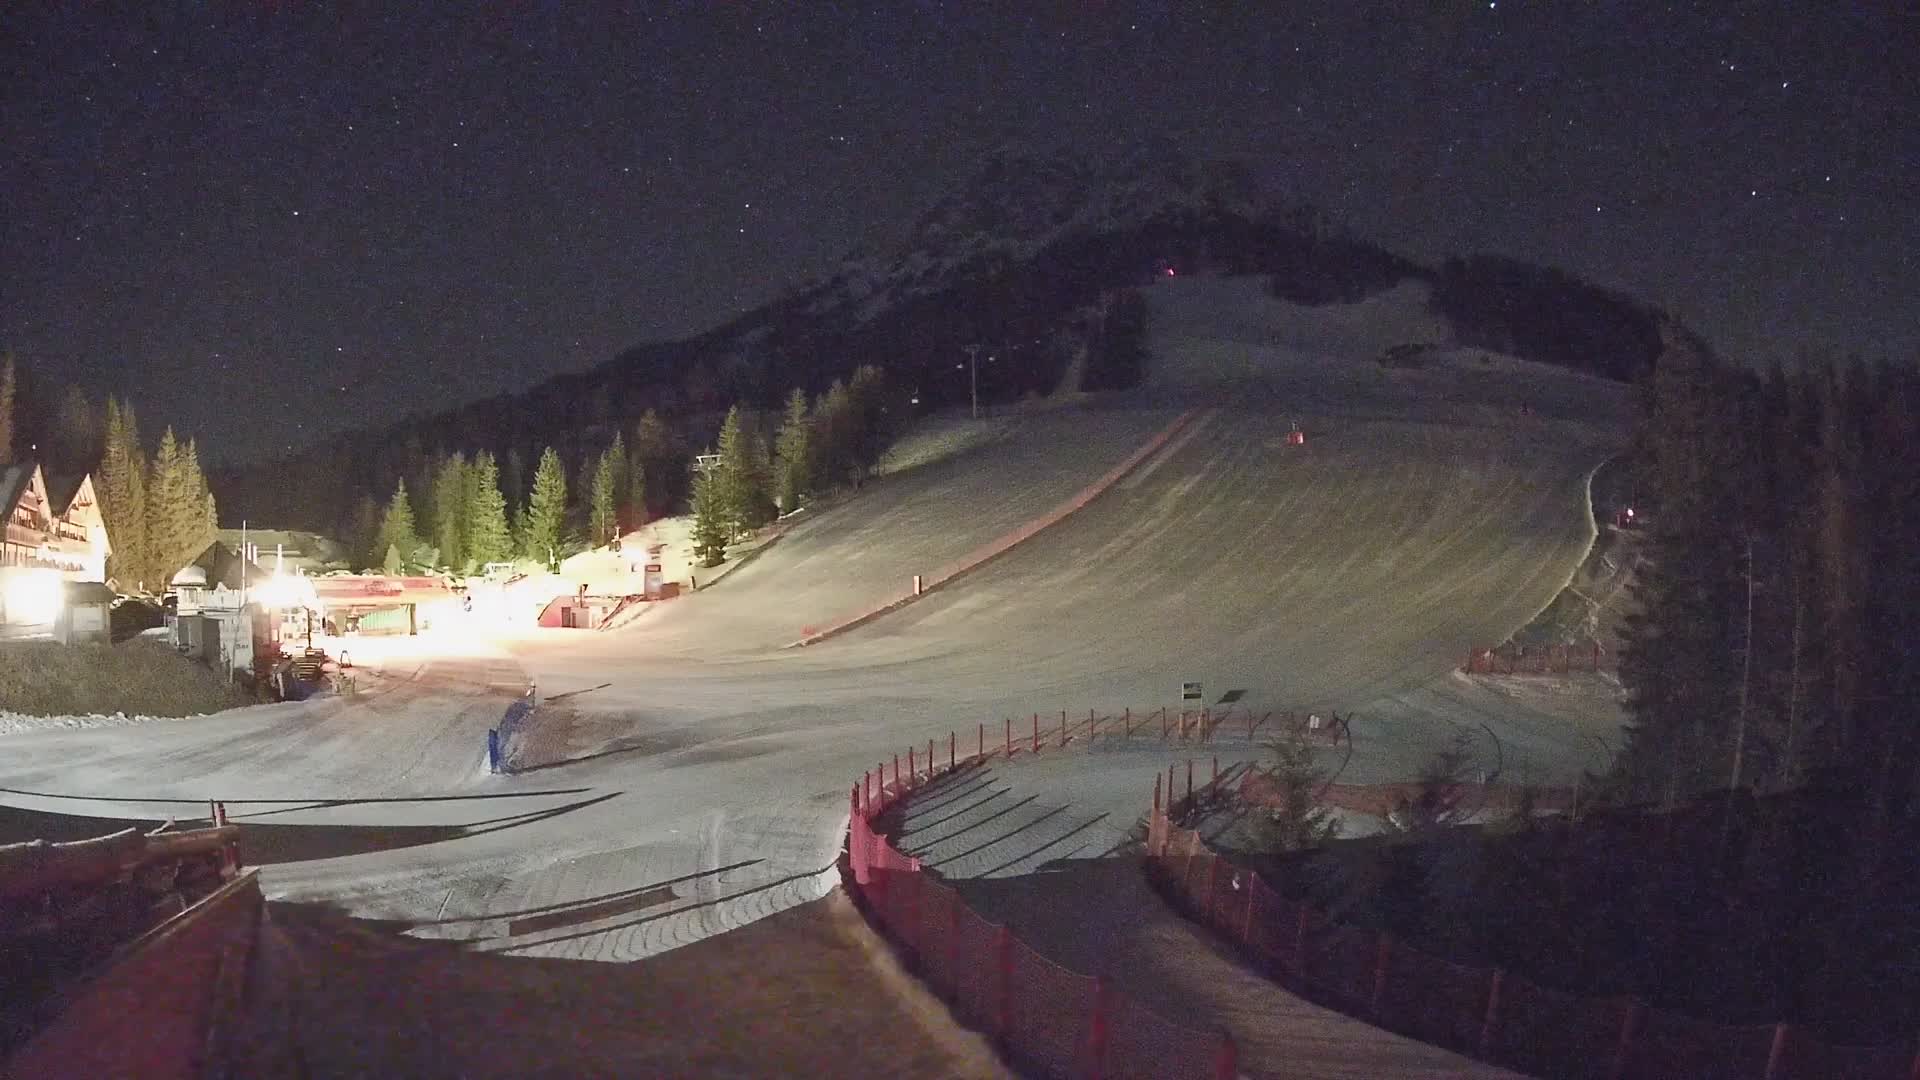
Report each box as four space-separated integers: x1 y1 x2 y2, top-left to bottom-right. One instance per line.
1180 681 1204 703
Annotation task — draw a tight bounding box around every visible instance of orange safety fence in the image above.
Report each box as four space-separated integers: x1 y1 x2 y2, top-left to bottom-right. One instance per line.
1145 767 1920 1080
846 734 1236 1080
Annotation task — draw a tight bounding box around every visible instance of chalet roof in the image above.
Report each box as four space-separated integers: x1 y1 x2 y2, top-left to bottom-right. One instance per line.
0 463 30 516
44 472 85 517
187 541 271 591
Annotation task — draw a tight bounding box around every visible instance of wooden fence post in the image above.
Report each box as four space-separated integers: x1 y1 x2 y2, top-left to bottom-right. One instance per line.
928 738 935 777
909 746 916 783
850 785 869 885
1186 759 1194 804
949 731 956 771
979 722 985 760
1005 716 1013 758
1059 708 1068 748
1031 713 1039 754
1123 707 1131 737
1479 968 1504 1058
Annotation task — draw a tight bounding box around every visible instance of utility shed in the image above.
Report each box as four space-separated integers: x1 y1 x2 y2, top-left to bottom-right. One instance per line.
53 581 115 645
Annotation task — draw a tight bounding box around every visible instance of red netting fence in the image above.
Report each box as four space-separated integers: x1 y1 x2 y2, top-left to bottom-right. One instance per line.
1145 767 1920 1080
845 737 1237 1079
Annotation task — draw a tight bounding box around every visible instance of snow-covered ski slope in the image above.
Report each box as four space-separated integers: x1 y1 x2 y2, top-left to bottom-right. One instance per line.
0 275 1630 978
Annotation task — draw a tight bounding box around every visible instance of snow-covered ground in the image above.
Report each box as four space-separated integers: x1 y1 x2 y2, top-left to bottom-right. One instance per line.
0 275 1630 1068
0 709 193 737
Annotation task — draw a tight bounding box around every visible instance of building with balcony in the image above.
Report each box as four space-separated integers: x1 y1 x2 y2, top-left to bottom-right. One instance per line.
1 460 112 625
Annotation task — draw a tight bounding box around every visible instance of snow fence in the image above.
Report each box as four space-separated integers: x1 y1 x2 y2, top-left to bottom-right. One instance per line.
847 734 1236 1080
1145 768 1920 1080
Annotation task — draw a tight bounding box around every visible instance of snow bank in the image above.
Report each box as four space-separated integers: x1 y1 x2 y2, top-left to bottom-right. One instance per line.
0 710 192 737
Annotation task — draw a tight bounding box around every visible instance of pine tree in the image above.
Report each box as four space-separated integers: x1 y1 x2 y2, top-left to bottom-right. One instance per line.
1813 362 1866 757
51 385 101 473
466 452 512 568
431 453 470 572
344 493 381 571
523 447 568 569
502 447 527 529
606 431 629 530
689 459 728 567
145 429 193 584
713 405 773 538
589 437 621 547
845 364 898 478
0 352 15 465
1616 330 1753 804
774 387 814 512
1254 731 1343 852
376 479 421 573
625 448 648 530
747 424 775 523
406 456 436 543
631 409 680 509
98 398 149 588
814 379 854 487
181 437 218 559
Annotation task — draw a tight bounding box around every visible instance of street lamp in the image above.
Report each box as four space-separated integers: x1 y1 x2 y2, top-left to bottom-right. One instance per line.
963 344 982 419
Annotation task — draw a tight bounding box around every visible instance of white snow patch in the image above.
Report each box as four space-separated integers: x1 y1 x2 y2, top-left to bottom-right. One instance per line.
1144 275 1451 382
0 709 194 736
873 414 1015 477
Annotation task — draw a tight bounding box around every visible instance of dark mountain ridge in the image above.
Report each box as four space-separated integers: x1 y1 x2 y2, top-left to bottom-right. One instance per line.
212 147 1670 533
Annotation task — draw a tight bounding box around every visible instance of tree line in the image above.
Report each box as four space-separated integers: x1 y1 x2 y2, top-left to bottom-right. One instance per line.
1615 329 1920 836
1 355 218 593
355 365 905 575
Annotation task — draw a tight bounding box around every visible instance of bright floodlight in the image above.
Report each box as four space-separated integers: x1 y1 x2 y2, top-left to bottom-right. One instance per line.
255 573 318 610
4 570 64 625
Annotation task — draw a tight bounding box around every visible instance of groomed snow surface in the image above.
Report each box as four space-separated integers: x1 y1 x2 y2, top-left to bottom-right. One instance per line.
0 276 1629 1075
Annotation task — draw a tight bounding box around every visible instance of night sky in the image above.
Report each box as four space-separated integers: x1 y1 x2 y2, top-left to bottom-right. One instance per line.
3 5 1914 461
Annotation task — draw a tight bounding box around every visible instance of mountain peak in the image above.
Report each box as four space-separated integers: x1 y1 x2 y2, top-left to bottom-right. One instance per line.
815 144 1279 319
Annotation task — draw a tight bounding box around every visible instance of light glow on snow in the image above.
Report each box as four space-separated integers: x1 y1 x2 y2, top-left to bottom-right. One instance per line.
4 569 64 624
